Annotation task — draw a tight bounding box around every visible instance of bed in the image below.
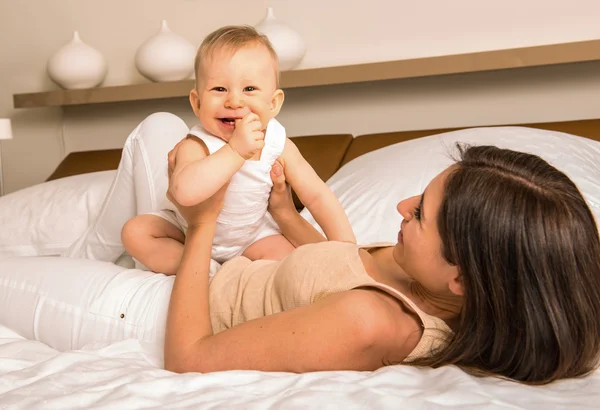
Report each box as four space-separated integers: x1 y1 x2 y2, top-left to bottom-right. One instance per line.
0 118 599 409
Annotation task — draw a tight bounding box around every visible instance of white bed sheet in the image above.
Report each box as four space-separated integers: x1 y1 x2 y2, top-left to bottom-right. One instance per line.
1 323 598 409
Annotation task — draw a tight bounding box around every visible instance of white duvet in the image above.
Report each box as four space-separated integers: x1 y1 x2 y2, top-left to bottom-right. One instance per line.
1 322 598 409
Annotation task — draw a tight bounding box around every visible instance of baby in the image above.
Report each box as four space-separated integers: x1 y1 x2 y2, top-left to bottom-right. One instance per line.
121 25 355 275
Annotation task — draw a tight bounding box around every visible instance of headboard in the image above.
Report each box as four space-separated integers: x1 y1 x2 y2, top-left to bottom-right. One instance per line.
47 118 600 208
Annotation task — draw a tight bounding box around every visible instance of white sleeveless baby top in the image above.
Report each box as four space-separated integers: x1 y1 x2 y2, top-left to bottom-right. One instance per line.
181 119 287 263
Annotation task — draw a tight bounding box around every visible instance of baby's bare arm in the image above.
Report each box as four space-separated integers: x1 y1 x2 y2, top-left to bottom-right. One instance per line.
279 139 356 243
171 136 244 206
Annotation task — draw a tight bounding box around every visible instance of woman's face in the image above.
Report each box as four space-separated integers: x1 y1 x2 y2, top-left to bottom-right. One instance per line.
393 166 462 296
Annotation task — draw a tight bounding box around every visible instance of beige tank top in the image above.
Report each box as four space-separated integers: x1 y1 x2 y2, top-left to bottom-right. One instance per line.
209 241 453 361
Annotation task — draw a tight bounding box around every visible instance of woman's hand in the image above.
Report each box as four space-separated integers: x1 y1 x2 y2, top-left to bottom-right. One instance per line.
268 160 327 247
166 183 227 228
268 160 296 217
167 135 192 180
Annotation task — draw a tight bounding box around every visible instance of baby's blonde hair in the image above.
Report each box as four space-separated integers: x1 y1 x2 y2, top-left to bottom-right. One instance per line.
194 25 280 88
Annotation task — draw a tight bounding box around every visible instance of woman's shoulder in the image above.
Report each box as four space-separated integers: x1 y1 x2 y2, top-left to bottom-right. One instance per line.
336 287 423 363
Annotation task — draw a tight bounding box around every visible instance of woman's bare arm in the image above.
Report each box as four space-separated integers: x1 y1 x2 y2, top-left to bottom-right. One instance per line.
166 270 401 374
164 184 408 373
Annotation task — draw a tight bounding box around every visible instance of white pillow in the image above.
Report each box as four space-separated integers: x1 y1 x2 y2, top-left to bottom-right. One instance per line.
0 170 116 258
301 126 600 244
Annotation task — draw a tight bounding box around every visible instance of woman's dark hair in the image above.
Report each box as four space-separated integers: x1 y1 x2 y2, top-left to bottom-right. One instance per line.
410 143 600 384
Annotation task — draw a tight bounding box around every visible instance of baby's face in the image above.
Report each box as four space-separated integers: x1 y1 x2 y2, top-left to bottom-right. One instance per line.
193 44 281 141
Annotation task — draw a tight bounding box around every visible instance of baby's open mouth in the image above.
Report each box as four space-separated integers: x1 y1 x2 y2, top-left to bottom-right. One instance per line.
219 118 237 125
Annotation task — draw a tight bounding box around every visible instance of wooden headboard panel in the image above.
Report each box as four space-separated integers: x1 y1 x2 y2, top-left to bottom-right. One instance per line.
46 133 355 183
47 149 123 182
48 118 600 182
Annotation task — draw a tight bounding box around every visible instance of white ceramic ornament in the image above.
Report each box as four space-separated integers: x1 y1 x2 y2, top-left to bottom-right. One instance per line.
46 31 108 90
255 7 306 71
135 20 196 82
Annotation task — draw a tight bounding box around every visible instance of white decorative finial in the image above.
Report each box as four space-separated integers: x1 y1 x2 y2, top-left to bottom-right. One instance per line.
255 6 306 70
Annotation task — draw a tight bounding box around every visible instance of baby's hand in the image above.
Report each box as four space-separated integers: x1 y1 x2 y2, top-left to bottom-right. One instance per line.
228 113 265 160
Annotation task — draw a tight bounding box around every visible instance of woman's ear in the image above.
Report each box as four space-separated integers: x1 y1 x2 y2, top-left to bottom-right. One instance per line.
189 88 201 118
448 269 464 296
270 89 285 116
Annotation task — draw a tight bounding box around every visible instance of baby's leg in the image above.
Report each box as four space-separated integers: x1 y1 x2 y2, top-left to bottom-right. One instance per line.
122 214 185 275
242 234 295 261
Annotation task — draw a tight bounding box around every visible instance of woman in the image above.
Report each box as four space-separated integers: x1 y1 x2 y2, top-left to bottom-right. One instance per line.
164 132 600 385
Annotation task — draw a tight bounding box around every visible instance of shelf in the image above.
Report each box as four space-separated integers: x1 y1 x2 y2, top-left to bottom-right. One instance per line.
13 39 600 109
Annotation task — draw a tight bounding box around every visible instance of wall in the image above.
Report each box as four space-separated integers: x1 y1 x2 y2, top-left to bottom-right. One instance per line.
1 0 599 193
